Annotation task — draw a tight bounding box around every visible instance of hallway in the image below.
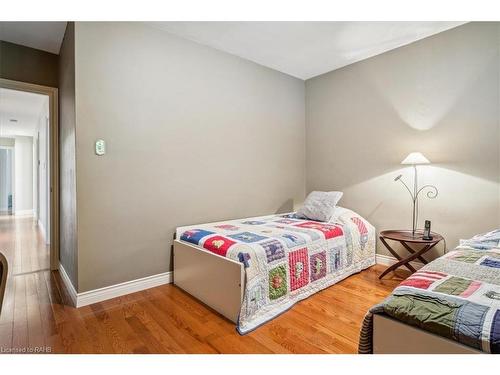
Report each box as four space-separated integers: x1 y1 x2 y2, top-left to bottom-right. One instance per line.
0 215 52 352
0 215 49 275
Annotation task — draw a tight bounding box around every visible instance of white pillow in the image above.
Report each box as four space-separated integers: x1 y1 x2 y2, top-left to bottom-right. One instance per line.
327 206 350 224
296 191 343 222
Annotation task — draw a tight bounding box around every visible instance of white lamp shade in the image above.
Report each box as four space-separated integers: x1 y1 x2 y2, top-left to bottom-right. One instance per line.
401 152 430 165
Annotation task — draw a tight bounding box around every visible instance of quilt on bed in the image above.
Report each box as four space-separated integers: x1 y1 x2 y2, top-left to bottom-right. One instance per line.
359 246 500 353
176 209 376 334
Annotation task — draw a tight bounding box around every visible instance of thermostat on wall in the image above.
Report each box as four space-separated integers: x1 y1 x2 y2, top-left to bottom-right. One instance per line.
95 139 106 156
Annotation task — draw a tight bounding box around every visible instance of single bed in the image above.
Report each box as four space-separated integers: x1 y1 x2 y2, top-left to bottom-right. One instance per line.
359 244 500 354
174 207 376 334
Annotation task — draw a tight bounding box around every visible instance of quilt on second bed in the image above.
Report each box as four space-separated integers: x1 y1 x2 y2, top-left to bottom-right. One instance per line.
359 246 500 353
177 208 375 334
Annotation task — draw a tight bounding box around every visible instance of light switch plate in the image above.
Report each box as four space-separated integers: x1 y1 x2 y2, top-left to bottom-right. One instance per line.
95 139 106 156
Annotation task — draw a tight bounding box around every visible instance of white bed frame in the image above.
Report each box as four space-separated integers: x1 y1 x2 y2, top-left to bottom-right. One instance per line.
173 239 244 322
373 314 481 354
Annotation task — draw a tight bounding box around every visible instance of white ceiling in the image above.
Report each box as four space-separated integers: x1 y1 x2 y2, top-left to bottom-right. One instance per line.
0 22 67 54
151 22 466 79
0 88 48 138
0 22 465 78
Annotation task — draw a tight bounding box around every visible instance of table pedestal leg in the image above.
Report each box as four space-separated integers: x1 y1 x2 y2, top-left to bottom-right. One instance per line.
379 237 416 281
400 242 429 265
378 239 440 279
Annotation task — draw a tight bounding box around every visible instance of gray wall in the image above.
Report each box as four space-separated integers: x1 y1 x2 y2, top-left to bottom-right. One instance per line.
58 22 78 288
0 41 58 87
306 22 500 259
73 22 305 292
59 21 500 292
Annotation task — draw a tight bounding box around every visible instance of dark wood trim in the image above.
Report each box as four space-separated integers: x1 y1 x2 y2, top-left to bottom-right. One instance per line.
378 229 443 279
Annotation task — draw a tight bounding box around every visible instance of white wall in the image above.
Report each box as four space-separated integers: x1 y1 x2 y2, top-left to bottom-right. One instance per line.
14 135 34 214
36 99 50 242
305 22 499 259
0 147 13 211
33 136 37 218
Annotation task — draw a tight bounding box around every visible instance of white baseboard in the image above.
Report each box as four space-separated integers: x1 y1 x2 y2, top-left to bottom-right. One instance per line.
57 255 414 308
38 219 46 241
58 263 78 307
15 209 33 216
58 263 172 308
376 254 424 270
37 219 50 245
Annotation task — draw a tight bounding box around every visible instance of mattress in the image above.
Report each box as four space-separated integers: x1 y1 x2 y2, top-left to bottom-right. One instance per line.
176 208 376 334
359 245 500 354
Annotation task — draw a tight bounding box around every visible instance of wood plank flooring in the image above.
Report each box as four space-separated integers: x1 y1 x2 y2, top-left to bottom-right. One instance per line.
0 214 49 275
0 215 408 354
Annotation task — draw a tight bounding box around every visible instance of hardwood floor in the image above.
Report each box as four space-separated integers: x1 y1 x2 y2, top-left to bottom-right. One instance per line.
0 216 408 354
0 214 49 275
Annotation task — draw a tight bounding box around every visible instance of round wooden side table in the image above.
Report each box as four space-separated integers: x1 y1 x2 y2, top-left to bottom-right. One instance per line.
378 229 443 279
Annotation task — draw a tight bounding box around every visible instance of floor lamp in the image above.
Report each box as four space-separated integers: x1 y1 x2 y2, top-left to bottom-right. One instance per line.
394 152 439 237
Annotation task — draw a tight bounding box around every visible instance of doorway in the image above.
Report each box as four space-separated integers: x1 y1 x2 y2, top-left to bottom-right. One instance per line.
0 79 59 272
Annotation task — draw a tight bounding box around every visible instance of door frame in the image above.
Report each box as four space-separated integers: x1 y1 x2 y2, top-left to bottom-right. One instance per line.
0 78 59 270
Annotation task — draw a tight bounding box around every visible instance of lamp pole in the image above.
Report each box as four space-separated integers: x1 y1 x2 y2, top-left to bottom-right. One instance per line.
394 165 438 238
412 164 417 237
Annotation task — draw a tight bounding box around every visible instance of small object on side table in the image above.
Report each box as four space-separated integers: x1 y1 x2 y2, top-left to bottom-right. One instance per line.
422 220 432 240
378 229 443 279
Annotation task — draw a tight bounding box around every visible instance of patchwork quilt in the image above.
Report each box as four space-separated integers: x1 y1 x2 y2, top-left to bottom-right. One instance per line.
359 246 500 353
176 208 375 334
